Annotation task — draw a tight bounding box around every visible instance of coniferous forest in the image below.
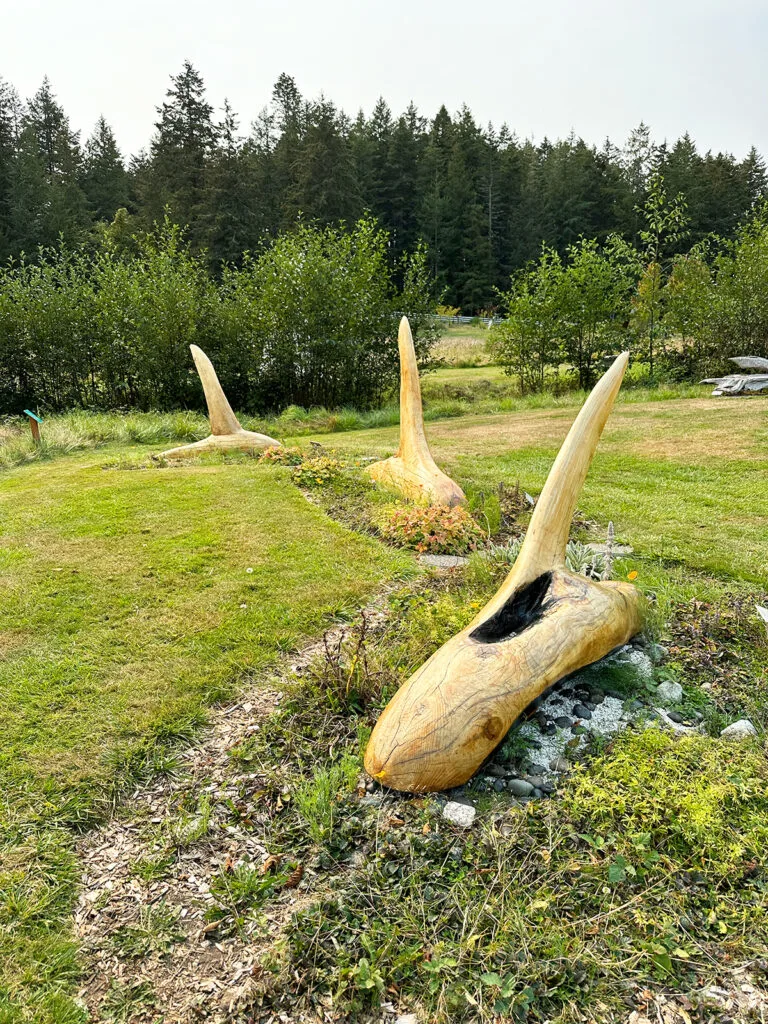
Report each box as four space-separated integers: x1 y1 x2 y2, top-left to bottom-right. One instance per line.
1 61 766 312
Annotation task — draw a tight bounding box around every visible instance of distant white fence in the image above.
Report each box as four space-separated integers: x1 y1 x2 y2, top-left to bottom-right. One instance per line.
433 315 498 327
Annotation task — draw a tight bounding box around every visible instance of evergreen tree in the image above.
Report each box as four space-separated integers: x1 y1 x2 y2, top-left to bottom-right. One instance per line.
386 103 427 263
24 77 88 243
289 98 360 224
7 124 50 253
82 116 129 222
140 61 218 236
0 78 24 257
202 101 269 265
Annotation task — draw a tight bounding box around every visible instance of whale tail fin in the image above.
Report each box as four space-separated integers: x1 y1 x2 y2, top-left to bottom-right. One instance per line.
512 352 629 582
190 345 242 436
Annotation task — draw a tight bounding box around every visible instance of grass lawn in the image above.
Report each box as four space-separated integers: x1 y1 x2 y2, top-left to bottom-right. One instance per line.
433 323 494 366
0 450 414 1021
313 395 768 584
1 393 766 1022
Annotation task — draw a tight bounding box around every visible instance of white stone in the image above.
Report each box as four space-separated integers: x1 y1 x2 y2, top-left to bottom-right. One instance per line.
654 709 696 734
395 1015 420 1024
609 647 654 680
420 554 470 569
720 719 758 741
656 680 683 705
442 801 476 827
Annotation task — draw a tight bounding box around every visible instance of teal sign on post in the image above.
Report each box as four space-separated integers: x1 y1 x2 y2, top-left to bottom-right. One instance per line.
23 410 43 424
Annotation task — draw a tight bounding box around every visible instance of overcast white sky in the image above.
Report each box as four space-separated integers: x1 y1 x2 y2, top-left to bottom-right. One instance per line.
3 0 766 160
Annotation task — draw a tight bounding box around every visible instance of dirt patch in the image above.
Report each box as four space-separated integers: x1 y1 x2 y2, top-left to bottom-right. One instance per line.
73 594 401 1024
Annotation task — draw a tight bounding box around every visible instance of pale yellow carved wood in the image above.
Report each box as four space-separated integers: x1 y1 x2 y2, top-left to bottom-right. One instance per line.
365 317 466 506
159 346 280 459
365 353 645 793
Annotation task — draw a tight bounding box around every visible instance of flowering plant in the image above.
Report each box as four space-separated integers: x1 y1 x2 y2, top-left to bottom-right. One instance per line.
382 505 485 555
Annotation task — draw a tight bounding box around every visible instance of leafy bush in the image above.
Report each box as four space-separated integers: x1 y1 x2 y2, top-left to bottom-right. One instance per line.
291 456 345 488
0 216 439 415
382 504 485 555
258 445 304 465
219 217 439 412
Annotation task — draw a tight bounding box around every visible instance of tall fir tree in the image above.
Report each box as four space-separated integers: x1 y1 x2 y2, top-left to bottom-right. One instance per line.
24 77 88 243
140 61 218 237
82 116 129 222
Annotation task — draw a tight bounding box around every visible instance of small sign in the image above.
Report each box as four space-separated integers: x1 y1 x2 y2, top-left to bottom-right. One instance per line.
23 409 43 424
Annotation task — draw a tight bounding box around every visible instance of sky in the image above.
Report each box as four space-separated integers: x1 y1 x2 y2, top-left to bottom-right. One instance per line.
2 0 766 161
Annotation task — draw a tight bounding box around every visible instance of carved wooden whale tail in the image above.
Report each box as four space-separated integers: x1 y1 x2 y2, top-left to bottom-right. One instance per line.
190 344 243 436
365 317 465 506
365 352 645 793
158 345 280 459
506 351 629 586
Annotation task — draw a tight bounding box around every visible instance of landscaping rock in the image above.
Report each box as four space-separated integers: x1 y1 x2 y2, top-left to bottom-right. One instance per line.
442 801 476 827
507 779 534 798
523 775 546 789
572 703 592 720
395 1015 420 1024
612 648 654 680
650 643 670 664
667 711 686 724
550 756 571 773
419 554 469 569
654 709 696 734
656 680 683 704
720 719 758 741
554 716 572 729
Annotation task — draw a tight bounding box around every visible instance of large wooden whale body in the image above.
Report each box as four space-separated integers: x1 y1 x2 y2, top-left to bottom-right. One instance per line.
365 353 645 793
159 345 280 459
365 317 465 507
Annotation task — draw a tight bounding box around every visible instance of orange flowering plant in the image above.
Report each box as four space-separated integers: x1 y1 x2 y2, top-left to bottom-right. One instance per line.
382 505 485 555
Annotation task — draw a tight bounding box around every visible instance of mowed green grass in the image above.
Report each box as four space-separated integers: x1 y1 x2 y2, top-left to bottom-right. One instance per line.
315 396 768 585
0 394 766 1020
0 451 414 1020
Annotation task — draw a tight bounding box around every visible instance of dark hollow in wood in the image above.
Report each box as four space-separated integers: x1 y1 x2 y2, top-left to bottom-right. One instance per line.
470 571 554 644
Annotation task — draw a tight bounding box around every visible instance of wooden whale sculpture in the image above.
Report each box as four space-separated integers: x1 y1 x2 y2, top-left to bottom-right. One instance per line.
364 353 644 793
159 345 280 459
365 317 465 506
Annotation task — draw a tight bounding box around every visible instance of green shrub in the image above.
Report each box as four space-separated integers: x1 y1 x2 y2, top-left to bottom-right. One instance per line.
258 444 304 466
382 504 485 555
291 456 345 488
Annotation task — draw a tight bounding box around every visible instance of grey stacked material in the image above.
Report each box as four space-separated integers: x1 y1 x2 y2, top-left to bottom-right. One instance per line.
701 356 768 395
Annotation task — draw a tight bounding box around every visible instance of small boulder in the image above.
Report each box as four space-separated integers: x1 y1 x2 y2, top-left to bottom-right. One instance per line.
650 643 669 664
442 801 476 827
507 778 534 798
420 554 469 569
656 680 683 705
720 719 758 741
